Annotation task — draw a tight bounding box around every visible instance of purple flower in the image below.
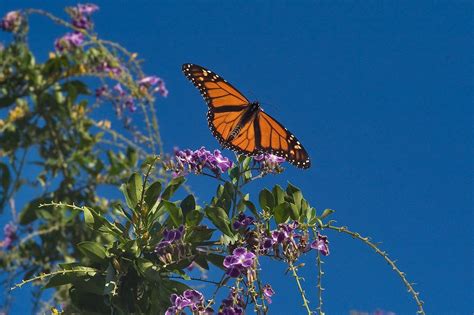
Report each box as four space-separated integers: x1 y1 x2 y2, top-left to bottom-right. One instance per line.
124 96 136 112
111 84 137 112
212 150 233 172
165 289 211 315
223 247 256 278
138 76 168 97
1 223 17 249
271 221 299 245
0 11 23 33
72 16 91 30
154 81 169 97
54 31 84 52
218 288 244 315
263 284 275 304
95 86 108 97
155 225 184 255
232 213 254 230
174 147 233 176
76 3 99 15
311 232 330 256
253 153 285 173
138 76 160 86
96 61 122 76
69 3 99 30
254 154 285 164
113 83 125 96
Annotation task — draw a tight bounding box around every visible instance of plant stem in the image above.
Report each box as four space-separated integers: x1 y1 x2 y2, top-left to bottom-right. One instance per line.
325 224 425 314
288 261 312 315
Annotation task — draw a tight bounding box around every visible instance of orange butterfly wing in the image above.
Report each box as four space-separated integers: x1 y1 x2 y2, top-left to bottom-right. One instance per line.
182 64 249 109
182 63 311 169
257 111 311 168
182 63 250 147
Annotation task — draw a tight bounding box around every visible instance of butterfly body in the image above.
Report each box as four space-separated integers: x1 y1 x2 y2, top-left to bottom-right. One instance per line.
226 101 260 141
182 64 311 169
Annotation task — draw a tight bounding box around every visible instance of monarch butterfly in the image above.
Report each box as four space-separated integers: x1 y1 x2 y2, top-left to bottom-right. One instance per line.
182 63 311 169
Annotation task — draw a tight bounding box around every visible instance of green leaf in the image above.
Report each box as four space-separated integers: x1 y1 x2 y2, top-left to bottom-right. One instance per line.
162 200 183 226
259 189 274 211
289 202 300 220
145 181 162 214
180 194 196 217
229 165 240 182
286 182 301 195
207 253 226 270
83 206 95 226
242 156 252 171
161 176 185 200
274 202 290 224
242 200 259 219
205 206 233 237
272 185 286 204
194 255 210 270
216 184 224 198
307 207 317 224
223 182 234 199
291 190 303 210
186 226 214 242
126 147 138 168
185 210 203 227
77 241 107 263
320 208 335 219
127 173 143 209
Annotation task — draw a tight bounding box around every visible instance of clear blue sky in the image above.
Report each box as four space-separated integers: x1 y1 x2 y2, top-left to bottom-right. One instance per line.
1 1 472 314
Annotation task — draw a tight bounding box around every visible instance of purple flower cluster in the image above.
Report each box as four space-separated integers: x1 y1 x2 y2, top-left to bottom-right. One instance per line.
218 287 245 315
263 284 275 304
138 76 168 97
260 221 330 260
174 147 233 176
0 223 17 249
165 289 213 315
113 83 136 112
254 154 285 164
271 221 300 246
69 3 99 30
0 11 23 33
155 225 184 255
232 213 254 230
95 61 122 76
223 247 256 278
254 154 285 173
54 31 84 52
310 232 330 256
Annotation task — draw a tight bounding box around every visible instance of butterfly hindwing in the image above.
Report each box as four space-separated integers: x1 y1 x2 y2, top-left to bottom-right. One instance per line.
257 111 311 168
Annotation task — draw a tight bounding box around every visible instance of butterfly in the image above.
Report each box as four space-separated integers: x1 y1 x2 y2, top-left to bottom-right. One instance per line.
182 63 311 169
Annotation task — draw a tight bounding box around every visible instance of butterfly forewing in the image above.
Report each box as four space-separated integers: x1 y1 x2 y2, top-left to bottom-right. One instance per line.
182 63 311 169
182 64 249 108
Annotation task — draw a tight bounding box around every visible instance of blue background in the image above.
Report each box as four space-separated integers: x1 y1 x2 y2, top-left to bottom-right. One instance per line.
1 1 472 314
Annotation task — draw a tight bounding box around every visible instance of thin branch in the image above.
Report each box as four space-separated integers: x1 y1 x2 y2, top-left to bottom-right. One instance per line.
11 267 100 291
325 224 425 314
288 261 312 315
